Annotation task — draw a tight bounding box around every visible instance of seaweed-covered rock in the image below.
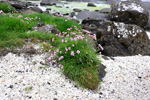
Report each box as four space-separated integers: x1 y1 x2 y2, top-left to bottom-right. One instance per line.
82 19 150 56
110 1 149 28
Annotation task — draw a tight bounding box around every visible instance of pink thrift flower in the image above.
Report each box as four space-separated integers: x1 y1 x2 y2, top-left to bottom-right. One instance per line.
60 51 62 54
50 46 53 48
76 50 80 54
52 38 55 42
67 28 70 31
74 38 77 41
72 44 74 47
54 52 57 56
65 20 67 22
72 32 76 35
50 61 53 65
57 49 59 52
65 47 68 51
18 15 23 18
71 51 74 56
68 47 71 50
62 39 64 43
49 50 52 53
56 34 58 36
70 37 74 41
66 34 69 37
98 44 104 50
58 64 62 67
65 52 67 54
61 65 64 69
65 40 68 43
59 56 64 61
93 34 97 40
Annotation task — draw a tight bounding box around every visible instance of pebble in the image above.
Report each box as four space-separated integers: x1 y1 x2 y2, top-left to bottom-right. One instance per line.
0 53 150 100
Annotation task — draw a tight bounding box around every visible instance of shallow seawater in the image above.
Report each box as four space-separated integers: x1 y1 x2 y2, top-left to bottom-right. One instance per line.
28 1 110 14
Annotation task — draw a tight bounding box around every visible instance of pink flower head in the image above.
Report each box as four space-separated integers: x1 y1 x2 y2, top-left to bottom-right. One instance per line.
74 38 77 41
57 49 59 52
49 50 52 53
66 34 69 37
50 61 53 65
65 40 68 43
52 38 55 42
72 44 74 47
56 34 58 36
68 47 71 50
70 37 74 41
93 34 97 40
61 65 64 69
59 56 64 61
65 47 68 51
65 52 67 54
98 44 104 50
67 28 70 31
62 39 64 43
60 51 62 54
71 51 74 56
18 15 23 18
53 52 57 56
76 50 80 54
65 20 67 22
50 46 53 48
72 32 76 35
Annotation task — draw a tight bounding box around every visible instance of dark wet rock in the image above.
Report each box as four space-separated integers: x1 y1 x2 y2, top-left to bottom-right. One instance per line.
40 0 61 6
46 8 51 10
55 5 62 8
98 8 111 13
30 6 43 13
33 25 60 34
11 4 22 9
70 12 76 17
87 2 96 7
73 8 82 12
63 13 69 16
110 1 149 28
82 19 150 56
23 9 39 15
76 10 108 20
98 64 106 81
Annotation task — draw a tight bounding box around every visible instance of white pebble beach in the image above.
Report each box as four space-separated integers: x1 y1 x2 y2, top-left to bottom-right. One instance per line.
0 32 150 100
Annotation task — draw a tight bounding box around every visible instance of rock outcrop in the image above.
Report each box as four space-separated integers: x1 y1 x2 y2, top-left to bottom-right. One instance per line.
110 1 149 28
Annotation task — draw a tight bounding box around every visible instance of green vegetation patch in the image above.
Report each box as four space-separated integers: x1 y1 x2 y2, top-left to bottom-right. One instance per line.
0 12 101 90
0 3 14 13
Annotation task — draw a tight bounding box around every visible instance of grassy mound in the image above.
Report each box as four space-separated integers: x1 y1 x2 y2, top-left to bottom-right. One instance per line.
0 13 101 90
0 3 14 13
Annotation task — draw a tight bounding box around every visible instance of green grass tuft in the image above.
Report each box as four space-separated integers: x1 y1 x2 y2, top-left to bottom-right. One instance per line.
0 3 14 13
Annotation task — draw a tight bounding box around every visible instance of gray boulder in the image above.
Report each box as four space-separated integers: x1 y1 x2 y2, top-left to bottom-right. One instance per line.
33 25 60 34
110 1 149 28
76 10 108 20
82 19 150 56
40 0 61 6
87 3 96 7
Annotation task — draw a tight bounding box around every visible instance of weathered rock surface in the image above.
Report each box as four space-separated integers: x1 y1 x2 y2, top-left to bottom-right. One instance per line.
82 19 150 56
110 1 149 28
40 0 61 6
33 25 60 34
73 8 82 12
76 10 108 20
87 2 96 7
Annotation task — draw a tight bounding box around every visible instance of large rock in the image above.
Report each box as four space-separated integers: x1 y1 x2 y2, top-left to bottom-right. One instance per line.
110 1 149 28
87 3 96 7
82 19 150 56
40 0 61 6
76 10 108 20
33 25 60 34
